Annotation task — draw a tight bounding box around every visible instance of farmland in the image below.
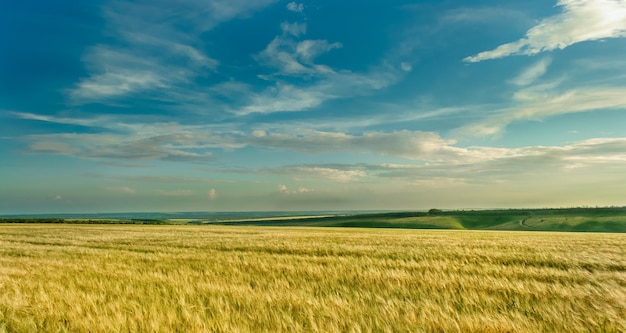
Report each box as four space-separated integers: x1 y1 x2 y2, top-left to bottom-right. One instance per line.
1 224 625 332
211 207 626 232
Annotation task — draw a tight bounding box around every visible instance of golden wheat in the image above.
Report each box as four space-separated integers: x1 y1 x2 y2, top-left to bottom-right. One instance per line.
0 224 624 332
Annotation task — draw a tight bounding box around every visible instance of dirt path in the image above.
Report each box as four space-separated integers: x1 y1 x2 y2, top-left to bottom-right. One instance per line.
519 216 531 228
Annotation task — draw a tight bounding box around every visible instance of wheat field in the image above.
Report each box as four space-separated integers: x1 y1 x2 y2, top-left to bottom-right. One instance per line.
0 224 624 332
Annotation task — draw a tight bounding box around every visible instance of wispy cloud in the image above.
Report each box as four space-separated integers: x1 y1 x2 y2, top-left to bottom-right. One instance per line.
22 130 219 163
69 46 198 103
509 57 552 86
198 137 626 190
243 129 464 161
273 166 367 183
14 112 240 162
236 70 399 115
459 85 626 136
287 2 304 13
464 0 626 62
235 18 401 115
156 189 195 197
441 6 531 25
105 186 136 194
208 188 217 199
89 173 232 184
280 22 307 37
16 110 626 172
69 0 277 103
378 138 626 183
25 132 219 162
278 184 313 194
256 33 341 77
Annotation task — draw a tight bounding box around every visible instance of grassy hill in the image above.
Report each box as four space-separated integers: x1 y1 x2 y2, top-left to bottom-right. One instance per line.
213 207 626 232
3 207 625 232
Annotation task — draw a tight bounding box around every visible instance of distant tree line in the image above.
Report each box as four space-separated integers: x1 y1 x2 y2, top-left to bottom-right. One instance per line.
0 218 168 224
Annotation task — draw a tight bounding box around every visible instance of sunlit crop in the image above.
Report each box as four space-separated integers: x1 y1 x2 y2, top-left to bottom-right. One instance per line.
1 224 624 332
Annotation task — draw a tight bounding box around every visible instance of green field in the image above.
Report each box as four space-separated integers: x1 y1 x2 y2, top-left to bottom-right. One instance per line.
1 224 625 332
213 207 626 232
3 207 626 233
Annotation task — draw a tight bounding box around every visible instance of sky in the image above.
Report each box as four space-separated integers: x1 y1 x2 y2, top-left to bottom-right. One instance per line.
1 0 626 214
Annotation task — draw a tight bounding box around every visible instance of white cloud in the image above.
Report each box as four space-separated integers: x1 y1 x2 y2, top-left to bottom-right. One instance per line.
245 129 465 161
459 85 626 136
281 22 307 37
18 116 228 162
295 40 343 63
70 47 174 102
297 187 312 193
293 167 366 182
208 188 217 199
509 57 552 86
464 0 626 62
387 138 626 179
400 62 413 72
441 6 531 25
24 132 216 162
278 184 315 194
105 186 136 194
205 137 626 195
236 18 400 115
70 0 277 103
287 2 304 13
237 70 398 115
238 83 328 114
252 130 267 137
54 194 63 201
256 35 341 76
156 189 195 197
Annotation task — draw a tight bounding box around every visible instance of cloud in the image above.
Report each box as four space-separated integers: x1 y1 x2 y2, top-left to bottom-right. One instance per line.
441 6 531 25
156 189 195 197
509 57 552 86
256 34 341 76
87 173 233 184
13 112 249 162
296 40 343 63
23 132 216 162
252 130 267 138
373 137 626 182
296 187 312 193
272 166 367 183
278 184 314 194
69 46 196 102
459 85 626 136
208 188 217 199
11 111 111 128
464 0 626 62
244 129 465 161
281 22 307 37
70 0 277 103
237 19 400 115
287 2 304 13
198 137 626 193
105 186 136 194
54 195 63 201
236 70 398 115
237 83 328 114
16 116 230 162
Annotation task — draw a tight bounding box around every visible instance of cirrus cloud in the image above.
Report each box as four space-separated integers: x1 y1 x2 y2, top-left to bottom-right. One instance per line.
464 0 626 62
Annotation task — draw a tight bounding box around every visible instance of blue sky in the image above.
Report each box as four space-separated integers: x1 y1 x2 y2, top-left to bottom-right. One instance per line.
2 0 626 214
